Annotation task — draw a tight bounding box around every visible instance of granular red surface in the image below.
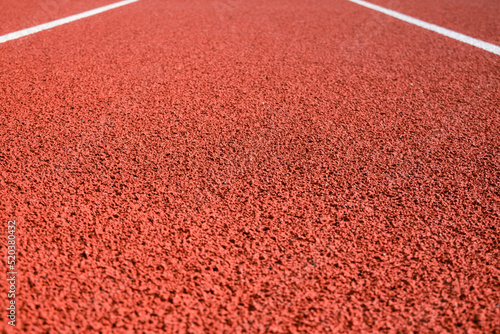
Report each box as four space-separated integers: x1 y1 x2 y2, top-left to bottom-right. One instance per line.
366 0 500 45
0 0 119 35
0 0 499 332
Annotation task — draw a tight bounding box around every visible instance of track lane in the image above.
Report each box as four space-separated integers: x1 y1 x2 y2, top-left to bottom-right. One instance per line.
0 0 499 332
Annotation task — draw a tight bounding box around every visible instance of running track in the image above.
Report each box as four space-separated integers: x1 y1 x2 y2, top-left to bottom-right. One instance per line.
0 0 499 332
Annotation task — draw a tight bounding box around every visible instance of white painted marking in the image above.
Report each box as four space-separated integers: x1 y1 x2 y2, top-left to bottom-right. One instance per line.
0 0 139 44
349 0 500 56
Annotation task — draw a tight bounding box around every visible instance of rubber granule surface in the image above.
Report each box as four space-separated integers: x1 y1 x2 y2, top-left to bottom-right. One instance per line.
0 0 499 332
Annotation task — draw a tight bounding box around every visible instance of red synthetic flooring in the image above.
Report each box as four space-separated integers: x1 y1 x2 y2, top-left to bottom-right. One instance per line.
0 0 119 36
0 0 499 332
366 0 500 45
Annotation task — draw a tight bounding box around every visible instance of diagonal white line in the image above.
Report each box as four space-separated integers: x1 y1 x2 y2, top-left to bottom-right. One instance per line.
349 0 500 56
0 0 139 44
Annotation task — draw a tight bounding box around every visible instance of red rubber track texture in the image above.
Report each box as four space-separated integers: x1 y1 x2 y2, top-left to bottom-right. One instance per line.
0 0 499 332
0 0 122 36
366 0 500 45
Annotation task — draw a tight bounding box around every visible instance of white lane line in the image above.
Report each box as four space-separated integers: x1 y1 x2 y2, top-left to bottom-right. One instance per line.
348 0 500 56
0 0 139 44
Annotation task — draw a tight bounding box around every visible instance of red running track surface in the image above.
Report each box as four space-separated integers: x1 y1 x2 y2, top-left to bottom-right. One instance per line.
366 0 500 45
0 0 499 332
0 0 120 36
